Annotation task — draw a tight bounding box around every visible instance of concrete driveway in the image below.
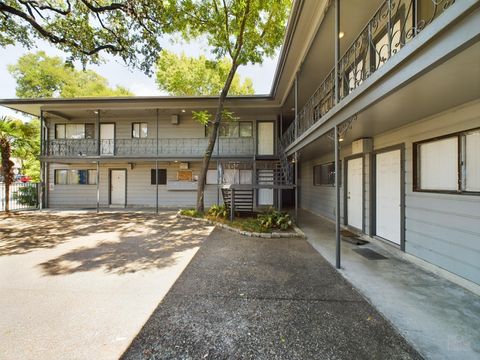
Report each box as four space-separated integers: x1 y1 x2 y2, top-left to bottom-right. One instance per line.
0 210 214 360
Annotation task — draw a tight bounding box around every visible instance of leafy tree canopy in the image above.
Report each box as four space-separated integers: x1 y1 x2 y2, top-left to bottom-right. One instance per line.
172 0 291 211
0 0 178 74
8 51 132 98
155 50 254 96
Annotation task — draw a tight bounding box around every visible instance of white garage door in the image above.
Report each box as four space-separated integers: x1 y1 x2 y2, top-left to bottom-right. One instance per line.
347 157 363 230
376 149 401 245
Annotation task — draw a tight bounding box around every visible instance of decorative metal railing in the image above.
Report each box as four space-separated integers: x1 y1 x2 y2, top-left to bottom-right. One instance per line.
282 0 455 147
45 137 255 157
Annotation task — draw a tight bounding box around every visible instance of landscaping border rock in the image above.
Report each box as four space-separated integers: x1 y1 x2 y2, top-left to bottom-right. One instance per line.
176 211 306 239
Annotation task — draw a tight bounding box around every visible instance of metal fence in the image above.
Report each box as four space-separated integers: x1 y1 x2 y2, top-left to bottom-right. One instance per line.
0 182 39 212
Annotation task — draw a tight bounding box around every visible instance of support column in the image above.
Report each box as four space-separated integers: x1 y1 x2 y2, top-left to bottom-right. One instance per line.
334 0 340 104
39 110 44 209
294 73 299 139
334 125 341 269
95 110 100 156
294 152 298 223
96 161 100 213
230 188 235 221
156 109 159 214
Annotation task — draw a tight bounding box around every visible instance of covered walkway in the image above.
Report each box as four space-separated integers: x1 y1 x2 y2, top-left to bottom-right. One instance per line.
298 209 480 360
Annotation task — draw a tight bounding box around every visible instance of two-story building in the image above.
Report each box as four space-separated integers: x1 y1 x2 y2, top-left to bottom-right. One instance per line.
2 0 479 286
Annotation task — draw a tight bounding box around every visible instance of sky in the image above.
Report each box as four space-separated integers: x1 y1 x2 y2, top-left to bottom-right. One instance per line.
0 37 280 120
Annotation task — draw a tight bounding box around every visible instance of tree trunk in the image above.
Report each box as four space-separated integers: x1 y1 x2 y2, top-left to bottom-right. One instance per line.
0 138 13 213
196 63 239 212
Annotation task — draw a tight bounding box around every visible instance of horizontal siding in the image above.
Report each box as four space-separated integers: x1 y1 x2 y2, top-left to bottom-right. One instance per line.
374 100 480 285
46 114 271 140
298 100 480 285
48 161 220 208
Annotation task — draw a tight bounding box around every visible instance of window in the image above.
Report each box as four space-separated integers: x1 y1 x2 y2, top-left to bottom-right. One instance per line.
54 169 96 185
132 123 148 138
313 162 341 186
55 124 94 139
219 122 239 137
414 128 480 194
239 122 253 137
150 169 167 185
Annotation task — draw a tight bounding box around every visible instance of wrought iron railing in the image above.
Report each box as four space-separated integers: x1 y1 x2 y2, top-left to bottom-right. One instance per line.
45 137 255 157
282 0 455 147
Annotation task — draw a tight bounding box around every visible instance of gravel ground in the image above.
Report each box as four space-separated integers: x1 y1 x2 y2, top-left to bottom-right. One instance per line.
122 228 422 360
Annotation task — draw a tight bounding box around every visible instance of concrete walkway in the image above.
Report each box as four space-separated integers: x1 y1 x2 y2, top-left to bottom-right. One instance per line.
122 228 421 359
298 209 480 360
0 210 214 360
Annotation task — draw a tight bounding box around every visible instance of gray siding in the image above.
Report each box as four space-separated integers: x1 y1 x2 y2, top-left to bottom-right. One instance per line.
299 100 480 285
48 161 220 208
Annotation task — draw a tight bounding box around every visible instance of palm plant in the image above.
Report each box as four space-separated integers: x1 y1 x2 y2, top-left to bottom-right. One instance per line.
0 117 23 212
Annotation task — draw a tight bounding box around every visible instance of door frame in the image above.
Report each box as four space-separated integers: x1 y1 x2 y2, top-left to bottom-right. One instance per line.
343 153 365 232
109 168 127 206
100 122 116 156
256 120 276 157
370 144 406 251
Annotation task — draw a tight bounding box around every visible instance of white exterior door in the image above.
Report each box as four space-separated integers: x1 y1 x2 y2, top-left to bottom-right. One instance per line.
100 124 115 155
347 157 363 230
110 170 126 206
257 122 274 155
376 150 401 245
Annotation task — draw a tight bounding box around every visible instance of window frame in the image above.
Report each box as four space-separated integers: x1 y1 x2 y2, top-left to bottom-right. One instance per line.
54 169 97 185
313 161 342 186
413 127 480 195
132 122 148 139
54 123 94 139
150 169 167 185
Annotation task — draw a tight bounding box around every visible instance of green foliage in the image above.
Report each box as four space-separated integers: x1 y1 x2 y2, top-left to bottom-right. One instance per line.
231 218 268 233
192 110 212 126
257 208 293 231
207 204 229 219
0 1 178 74
13 185 38 207
179 209 203 218
8 51 133 98
155 50 254 96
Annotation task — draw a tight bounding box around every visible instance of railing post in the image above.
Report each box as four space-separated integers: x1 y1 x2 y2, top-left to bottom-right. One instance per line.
387 0 392 60
334 0 340 105
39 110 44 210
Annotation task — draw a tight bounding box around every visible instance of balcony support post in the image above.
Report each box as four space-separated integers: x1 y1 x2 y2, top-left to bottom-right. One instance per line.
334 0 340 105
39 110 44 209
96 161 100 213
294 151 298 223
294 73 298 138
95 110 100 156
334 125 341 269
156 109 159 214
230 188 235 221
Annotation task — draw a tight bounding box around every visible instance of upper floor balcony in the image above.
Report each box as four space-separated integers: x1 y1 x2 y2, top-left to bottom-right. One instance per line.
282 0 460 148
44 137 255 159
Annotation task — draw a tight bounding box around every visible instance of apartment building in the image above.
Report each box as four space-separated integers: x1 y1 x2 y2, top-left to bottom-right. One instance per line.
2 0 479 285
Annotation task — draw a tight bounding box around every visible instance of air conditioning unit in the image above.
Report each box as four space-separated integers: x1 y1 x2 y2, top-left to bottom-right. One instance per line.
171 114 179 125
352 138 373 154
179 162 189 169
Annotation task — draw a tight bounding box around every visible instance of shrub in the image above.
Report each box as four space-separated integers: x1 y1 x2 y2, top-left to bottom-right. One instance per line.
257 208 293 231
207 204 229 219
13 185 38 207
179 208 202 218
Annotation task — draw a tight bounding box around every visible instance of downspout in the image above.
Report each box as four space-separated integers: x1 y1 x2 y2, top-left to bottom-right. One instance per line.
156 109 159 214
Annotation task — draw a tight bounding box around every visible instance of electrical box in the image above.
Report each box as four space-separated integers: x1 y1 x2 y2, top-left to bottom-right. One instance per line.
171 114 179 125
352 138 373 154
179 162 189 170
